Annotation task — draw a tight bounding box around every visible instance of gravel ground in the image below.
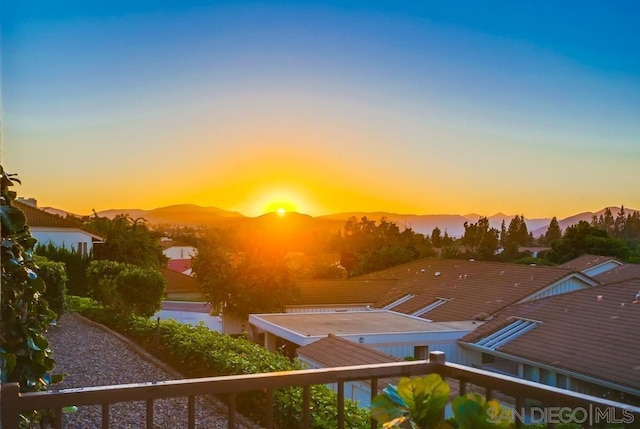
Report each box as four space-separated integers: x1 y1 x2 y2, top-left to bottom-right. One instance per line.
46 313 239 429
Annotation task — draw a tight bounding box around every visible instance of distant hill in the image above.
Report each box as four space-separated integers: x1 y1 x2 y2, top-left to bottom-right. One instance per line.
37 203 639 239
531 206 639 237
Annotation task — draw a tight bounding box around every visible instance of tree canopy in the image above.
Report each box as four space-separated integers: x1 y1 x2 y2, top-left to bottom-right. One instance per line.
192 242 299 318
85 213 167 268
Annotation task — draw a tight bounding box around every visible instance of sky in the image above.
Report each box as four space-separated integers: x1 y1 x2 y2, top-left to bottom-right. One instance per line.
2 1 639 219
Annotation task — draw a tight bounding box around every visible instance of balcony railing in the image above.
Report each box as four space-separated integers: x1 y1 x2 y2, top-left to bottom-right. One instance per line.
2 352 639 428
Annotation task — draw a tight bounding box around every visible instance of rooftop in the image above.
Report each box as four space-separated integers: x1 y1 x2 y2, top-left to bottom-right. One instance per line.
291 279 396 307
559 254 622 272
461 278 640 394
357 258 591 321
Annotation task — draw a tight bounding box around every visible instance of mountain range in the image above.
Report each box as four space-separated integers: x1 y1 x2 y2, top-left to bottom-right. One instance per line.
41 204 636 238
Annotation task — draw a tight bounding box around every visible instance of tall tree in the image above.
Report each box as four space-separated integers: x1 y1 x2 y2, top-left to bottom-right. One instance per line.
431 226 442 248
544 216 562 243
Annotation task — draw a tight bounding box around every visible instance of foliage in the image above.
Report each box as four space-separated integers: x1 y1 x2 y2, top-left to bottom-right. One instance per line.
544 217 562 244
86 260 165 317
193 242 299 318
546 221 629 263
36 242 91 296
0 166 61 426
337 216 428 277
69 298 370 428
452 393 511 429
85 213 167 268
372 376 512 429
33 256 68 317
371 374 450 428
461 217 500 260
505 215 531 247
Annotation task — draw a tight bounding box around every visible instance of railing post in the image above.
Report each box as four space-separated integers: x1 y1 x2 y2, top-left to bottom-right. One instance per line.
1 382 21 429
428 352 446 424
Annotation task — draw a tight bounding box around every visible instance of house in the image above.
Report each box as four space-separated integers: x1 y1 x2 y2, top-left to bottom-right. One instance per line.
160 268 202 300
362 258 597 321
161 239 197 275
559 254 623 277
249 310 480 361
297 334 401 407
458 278 640 404
15 199 103 257
593 263 640 284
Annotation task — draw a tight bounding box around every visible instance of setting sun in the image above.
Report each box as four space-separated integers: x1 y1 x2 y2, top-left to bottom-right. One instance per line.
277 207 286 216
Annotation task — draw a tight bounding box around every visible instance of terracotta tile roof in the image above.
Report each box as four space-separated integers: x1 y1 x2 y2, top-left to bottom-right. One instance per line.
160 268 201 294
358 258 587 321
297 334 401 367
292 279 396 306
460 278 640 392
14 200 79 228
167 259 192 274
593 263 640 284
559 254 622 272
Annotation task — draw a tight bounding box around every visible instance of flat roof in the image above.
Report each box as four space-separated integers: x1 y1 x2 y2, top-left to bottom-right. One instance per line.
250 310 480 337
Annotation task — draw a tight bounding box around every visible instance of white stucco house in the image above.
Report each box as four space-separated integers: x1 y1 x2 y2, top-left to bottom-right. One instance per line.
15 199 103 256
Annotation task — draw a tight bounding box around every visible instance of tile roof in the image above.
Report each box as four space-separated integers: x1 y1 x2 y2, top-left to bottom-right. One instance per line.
167 259 192 274
297 334 401 367
14 200 79 229
460 278 640 392
292 279 396 306
593 263 640 284
358 258 586 321
559 254 622 272
160 268 201 294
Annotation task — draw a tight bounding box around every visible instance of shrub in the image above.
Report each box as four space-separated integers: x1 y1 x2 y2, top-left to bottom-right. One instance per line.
86 260 165 317
34 257 68 317
70 299 370 428
36 242 91 296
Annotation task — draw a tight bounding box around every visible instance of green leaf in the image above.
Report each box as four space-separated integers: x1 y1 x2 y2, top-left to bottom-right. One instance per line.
396 374 450 428
0 204 26 234
27 337 42 351
371 392 409 425
452 393 512 429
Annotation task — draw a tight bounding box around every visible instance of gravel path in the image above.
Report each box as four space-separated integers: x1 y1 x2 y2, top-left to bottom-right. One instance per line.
46 313 234 429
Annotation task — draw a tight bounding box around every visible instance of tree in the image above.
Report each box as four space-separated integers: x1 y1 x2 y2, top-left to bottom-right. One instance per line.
461 217 499 260
86 260 165 317
544 216 562 243
85 213 167 269
506 215 530 246
193 242 299 318
431 227 442 248
337 216 423 277
546 220 628 263
0 166 62 426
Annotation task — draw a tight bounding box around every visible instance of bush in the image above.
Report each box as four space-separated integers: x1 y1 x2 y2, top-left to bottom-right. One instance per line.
70 298 370 428
35 258 68 317
86 260 165 317
36 242 91 296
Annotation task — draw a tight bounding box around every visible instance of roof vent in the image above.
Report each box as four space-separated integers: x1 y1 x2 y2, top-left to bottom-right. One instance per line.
434 271 441 277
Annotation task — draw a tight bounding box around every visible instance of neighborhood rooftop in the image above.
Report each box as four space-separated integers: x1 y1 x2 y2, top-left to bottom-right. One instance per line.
356 258 596 321
460 277 640 395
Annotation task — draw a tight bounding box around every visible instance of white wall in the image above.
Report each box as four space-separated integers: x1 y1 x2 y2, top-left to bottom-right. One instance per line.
163 246 197 260
31 228 96 256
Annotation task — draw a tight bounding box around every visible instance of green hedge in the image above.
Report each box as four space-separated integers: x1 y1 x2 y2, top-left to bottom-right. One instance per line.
66 296 370 428
35 258 67 318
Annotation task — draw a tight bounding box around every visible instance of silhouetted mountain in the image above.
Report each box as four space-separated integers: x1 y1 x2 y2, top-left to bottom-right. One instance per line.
36 203 639 239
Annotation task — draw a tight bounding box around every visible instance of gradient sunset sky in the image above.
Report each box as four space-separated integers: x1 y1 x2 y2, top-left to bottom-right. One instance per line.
2 1 639 218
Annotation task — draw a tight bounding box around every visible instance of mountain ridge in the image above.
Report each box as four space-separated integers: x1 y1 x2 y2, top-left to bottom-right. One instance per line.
40 203 639 238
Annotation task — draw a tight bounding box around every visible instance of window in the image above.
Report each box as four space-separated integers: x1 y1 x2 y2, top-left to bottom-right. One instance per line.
381 294 415 311
77 242 88 258
414 345 429 360
475 318 539 350
412 298 451 317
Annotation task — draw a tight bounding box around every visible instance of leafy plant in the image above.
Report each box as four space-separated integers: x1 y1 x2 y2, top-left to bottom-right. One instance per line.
371 374 450 428
372 375 513 429
0 166 62 426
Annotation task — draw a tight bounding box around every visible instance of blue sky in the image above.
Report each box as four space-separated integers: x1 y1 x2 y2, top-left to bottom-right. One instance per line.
2 1 639 217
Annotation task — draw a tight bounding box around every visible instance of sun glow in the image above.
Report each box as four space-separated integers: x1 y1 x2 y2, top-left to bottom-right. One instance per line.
276 207 286 216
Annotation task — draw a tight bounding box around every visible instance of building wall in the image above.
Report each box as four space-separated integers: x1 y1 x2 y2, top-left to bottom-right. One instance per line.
31 228 95 256
163 246 197 260
520 276 591 302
